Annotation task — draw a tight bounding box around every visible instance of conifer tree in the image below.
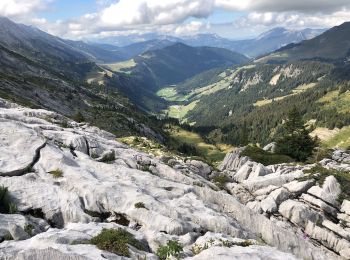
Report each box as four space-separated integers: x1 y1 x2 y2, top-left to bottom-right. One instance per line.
276 107 317 161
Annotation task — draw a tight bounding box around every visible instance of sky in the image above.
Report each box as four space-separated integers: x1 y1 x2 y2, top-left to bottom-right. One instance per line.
1 0 350 40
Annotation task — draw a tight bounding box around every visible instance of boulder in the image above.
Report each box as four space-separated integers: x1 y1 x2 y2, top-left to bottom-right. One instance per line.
283 180 315 195
219 149 249 171
341 200 350 215
0 214 49 241
0 121 46 176
301 194 338 217
279 200 323 227
305 221 350 258
242 170 304 192
307 176 341 206
260 197 278 213
248 163 271 179
9 225 30 241
234 163 253 181
186 160 212 179
332 150 350 164
322 220 350 240
263 142 277 153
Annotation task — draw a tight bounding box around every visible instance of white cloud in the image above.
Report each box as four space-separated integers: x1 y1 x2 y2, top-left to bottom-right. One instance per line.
0 0 49 17
174 21 208 35
100 0 215 26
235 9 350 30
244 0 350 13
3 0 350 39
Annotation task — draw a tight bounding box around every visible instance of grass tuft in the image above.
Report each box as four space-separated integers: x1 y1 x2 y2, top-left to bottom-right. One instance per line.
156 240 183 260
134 202 147 209
241 145 294 166
100 151 116 163
90 228 146 257
0 186 17 214
48 169 63 178
212 175 230 189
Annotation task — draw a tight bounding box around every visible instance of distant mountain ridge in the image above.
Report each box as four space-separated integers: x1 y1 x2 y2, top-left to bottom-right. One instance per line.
90 27 325 58
103 42 249 111
257 22 350 63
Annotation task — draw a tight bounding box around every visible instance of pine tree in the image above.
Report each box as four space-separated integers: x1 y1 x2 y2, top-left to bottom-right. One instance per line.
276 107 317 161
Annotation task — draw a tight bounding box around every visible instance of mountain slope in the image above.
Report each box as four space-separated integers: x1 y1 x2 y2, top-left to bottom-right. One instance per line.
63 39 126 63
92 28 324 58
0 16 97 79
0 17 163 140
235 27 325 57
258 22 350 63
158 60 350 145
119 39 176 59
103 43 249 110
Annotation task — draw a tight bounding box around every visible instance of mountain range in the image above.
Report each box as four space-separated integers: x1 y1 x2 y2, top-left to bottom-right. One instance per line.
152 22 350 146
90 27 325 59
258 22 350 63
0 13 350 260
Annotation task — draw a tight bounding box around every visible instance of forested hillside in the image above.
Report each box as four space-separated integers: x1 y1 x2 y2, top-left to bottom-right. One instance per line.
158 60 350 146
102 43 249 110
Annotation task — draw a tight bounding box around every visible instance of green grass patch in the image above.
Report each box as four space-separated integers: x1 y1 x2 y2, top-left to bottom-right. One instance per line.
167 101 199 121
118 136 166 157
102 59 136 74
0 185 17 214
90 228 146 257
156 87 188 102
323 127 350 149
212 174 230 189
134 202 147 209
165 125 233 165
298 164 350 203
24 224 34 236
48 169 63 178
318 90 350 114
100 151 116 163
156 240 183 260
241 146 294 166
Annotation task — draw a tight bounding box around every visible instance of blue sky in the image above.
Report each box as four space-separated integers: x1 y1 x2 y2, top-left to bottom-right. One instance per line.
1 0 349 39
38 0 98 21
40 1 243 24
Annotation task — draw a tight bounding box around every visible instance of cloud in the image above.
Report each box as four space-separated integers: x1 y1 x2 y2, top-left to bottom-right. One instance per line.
244 0 350 13
235 9 350 29
3 0 350 39
100 0 215 26
0 0 50 17
174 21 209 35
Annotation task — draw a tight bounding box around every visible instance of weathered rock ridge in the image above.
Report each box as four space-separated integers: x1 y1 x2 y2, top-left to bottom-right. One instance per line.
0 98 348 259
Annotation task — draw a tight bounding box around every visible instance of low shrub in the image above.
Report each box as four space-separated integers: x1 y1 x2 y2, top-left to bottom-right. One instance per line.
0 186 17 214
24 224 34 236
307 147 332 163
72 111 85 123
212 175 230 189
176 143 201 157
8 203 17 214
156 240 183 260
241 146 294 166
90 228 146 257
134 202 146 209
100 151 116 163
48 168 63 178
